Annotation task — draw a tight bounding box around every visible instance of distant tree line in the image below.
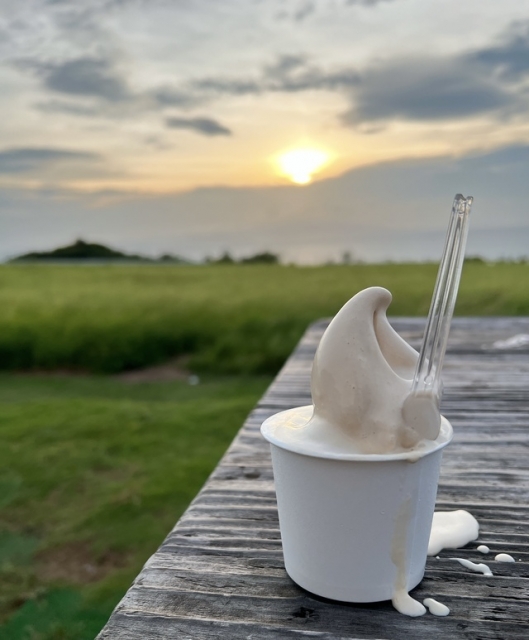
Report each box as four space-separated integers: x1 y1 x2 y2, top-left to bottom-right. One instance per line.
9 240 526 266
9 240 280 265
206 251 279 264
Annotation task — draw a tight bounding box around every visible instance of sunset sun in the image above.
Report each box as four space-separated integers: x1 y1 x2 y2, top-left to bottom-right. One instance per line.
277 149 330 185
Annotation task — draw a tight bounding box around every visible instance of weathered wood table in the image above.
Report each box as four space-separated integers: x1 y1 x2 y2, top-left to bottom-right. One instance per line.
98 317 529 640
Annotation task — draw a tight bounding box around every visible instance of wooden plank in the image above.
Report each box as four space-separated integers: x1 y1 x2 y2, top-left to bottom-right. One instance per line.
97 317 529 639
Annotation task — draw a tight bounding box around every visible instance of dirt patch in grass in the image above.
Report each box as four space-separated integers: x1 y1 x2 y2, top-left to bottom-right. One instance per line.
114 357 193 383
10 356 195 384
36 542 129 585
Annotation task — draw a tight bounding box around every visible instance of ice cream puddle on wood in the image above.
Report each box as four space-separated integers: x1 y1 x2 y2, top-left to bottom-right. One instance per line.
495 553 515 562
477 545 490 554
261 193 475 618
428 510 479 556
451 557 493 576
423 598 450 616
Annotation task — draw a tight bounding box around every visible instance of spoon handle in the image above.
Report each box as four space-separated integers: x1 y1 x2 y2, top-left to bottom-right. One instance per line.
412 194 473 398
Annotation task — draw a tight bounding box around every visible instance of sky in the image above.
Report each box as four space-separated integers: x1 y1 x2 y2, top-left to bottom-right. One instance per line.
1 0 529 262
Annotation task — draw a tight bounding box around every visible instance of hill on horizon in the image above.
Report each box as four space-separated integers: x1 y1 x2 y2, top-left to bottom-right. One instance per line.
10 239 186 263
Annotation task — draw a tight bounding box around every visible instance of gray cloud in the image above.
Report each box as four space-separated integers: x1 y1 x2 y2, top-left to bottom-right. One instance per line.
0 147 100 174
293 2 315 22
188 54 359 99
270 65 360 93
265 54 307 78
470 23 529 80
341 22 529 125
342 59 513 124
277 0 394 22
45 0 137 9
38 57 130 101
345 0 395 5
35 99 101 117
342 23 529 124
152 87 202 108
166 117 232 136
191 77 263 97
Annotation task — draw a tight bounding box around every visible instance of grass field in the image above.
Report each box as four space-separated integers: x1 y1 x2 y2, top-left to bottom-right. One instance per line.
0 262 527 638
1 262 528 375
0 374 270 639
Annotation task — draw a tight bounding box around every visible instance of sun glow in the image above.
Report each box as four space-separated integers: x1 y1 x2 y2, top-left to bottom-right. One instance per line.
277 148 330 184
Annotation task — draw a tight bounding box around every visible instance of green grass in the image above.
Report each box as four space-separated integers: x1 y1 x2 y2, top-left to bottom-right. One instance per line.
0 374 271 639
1 262 528 375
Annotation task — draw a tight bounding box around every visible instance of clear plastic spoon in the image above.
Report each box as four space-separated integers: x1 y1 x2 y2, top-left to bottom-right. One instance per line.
402 194 473 440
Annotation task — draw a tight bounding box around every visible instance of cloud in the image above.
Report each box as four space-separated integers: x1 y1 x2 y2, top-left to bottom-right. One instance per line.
186 54 359 101
152 87 202 108
343 23 529 124
177 21 529 126
277 0 394 22
293 2 315 22
345 0 395 5
0 147 100 174
191 77 263 97
342 58 513 124
37 57 130 101
166 116 232 136
34 100 101 117
265 54 307 78
469 23 529 80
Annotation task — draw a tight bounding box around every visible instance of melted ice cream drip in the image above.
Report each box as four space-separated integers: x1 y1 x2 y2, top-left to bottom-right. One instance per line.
477 545 490 554
495 553 515 562
307 287 433 454
452 558 493 576
391 497 426 617
423 598 450 616
428 510 479 555
392 591 426 617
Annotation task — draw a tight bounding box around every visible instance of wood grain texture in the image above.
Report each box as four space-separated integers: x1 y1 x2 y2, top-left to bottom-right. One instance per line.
97 318 529 640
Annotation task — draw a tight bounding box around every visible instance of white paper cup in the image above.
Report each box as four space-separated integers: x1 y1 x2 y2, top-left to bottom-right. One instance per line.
262 408 452 603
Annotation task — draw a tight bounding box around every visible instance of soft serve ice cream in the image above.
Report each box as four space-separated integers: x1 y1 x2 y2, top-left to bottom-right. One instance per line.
307 286 438 453
264 286 449 458
261 286 453 615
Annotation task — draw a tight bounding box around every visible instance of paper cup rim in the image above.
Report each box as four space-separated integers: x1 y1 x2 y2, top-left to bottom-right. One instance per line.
261 405 453 462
